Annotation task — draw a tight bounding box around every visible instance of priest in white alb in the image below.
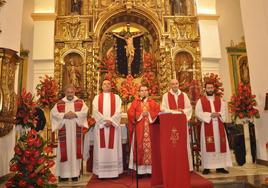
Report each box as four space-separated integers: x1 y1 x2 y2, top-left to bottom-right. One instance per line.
161 79 193 171
51 85 88 182
92 79 123 178
195 82 232 174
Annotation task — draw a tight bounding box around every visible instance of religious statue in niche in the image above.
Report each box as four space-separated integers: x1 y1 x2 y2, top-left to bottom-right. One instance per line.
63 53 83 92
239 56 250 85
112 29 144 77
170 0 187 15
71 0 82 14
175 52 194 86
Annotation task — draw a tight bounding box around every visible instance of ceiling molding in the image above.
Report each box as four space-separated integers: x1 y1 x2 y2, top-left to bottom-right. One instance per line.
198 14 220 21
31 13 57 21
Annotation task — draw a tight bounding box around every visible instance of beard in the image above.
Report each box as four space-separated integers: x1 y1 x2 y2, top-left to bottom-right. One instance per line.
206 91 214 96
67 95 74 101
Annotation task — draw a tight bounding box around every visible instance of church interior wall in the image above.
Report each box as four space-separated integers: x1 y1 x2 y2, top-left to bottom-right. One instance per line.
240 0 268 161
216 0 244 101
0 0 24 177
31 0 55 93
196 0 216 14
21 0 34 91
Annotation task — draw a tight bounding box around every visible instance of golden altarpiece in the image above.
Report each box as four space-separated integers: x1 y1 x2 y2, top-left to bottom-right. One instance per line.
54 0 201 106
54 0 202 170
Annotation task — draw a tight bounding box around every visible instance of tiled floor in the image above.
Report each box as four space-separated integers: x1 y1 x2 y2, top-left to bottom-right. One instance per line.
1 163 268 187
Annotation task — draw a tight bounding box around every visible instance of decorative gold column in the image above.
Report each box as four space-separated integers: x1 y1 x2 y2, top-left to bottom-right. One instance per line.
0 48 22 137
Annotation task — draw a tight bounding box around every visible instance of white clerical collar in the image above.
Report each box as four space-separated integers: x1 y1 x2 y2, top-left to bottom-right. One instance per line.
206 95 215 100
169 89 181 95
63 96 78 102
140 97 148 102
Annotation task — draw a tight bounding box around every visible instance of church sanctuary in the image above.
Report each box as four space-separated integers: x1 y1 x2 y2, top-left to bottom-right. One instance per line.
1 0 268 187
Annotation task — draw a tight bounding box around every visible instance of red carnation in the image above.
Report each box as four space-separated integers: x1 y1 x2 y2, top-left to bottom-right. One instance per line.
5 178 14 187
48 174 57 183
14 146 22 155
34 138 42 147
47 160 55 167
37 157 46 164
44 146 53 154
10 164 19 172
36 177 44 186
18 180 27 187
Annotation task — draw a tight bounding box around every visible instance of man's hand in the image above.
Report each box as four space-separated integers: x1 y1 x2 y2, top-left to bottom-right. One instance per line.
104 120 113 127
142 111 149 117
211 112 221 118
176 109 184 113
63 111 77 119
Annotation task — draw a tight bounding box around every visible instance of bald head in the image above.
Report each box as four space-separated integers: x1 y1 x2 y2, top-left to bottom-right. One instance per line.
169 79 179 93
64 85 75 101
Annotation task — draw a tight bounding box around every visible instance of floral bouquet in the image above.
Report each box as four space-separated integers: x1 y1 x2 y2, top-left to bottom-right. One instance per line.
119 74 140 104
16 89 38 130
229 83 260 121
6 129 56 188
180 80 201 106
36 75 58 110
141 72 158 96
203 73 224 97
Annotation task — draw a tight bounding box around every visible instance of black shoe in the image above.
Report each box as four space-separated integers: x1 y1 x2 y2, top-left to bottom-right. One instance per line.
59 177 68 182
202 169 210 175
72 177 79 181
216 168 229 174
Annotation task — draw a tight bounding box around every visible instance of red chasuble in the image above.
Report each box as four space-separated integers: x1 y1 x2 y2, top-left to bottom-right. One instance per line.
127 98 160 165
98 92 116 149
168 92 185 110
200 96 227 153
57 99 84 162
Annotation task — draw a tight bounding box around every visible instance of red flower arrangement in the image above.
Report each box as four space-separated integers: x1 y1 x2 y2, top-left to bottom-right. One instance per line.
203 73 224 97
119 74 140 104
6 129 56 188
16 89 38 129
141 52 159 96
229 83 260 121
180 80 201 106
87 116 96 129
141 72 158 96
36 75 59 110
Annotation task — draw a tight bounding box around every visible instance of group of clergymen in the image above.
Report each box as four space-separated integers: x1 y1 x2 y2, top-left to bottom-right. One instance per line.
50 78 232 182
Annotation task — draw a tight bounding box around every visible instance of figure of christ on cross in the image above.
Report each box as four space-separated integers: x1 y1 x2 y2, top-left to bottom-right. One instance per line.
113 32 144 74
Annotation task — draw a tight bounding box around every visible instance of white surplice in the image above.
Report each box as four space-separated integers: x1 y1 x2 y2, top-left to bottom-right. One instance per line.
51 96 88 178
195 96 232 169
92 92 123 178
161 89 193 171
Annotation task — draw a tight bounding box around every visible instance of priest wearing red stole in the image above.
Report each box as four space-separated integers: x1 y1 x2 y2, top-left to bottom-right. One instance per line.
51 85 89 182
161 79 193 171
195 82 232 174
127 85 160 175
92 79 123 178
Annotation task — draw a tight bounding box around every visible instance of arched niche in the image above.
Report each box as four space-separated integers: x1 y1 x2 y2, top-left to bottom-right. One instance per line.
62 52 84 95
174 51 194 86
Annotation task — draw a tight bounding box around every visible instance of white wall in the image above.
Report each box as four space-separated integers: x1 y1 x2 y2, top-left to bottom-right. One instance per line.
0 0 24 177
216 0 244 100
31 0 55 93
240 0 268 160
21 0 34 91
0 0 24 51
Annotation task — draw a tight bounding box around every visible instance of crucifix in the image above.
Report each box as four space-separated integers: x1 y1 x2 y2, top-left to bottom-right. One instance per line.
112 24 144 75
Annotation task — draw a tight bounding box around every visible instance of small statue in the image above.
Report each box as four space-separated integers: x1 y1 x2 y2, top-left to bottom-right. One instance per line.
71 0 82 14
113 32 144 74
170 0 187 15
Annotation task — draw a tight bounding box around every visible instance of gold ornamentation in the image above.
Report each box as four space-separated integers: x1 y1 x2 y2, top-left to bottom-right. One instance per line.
170 127 180 145
54 0 200 104
0 48 21 137
206 136 214 144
